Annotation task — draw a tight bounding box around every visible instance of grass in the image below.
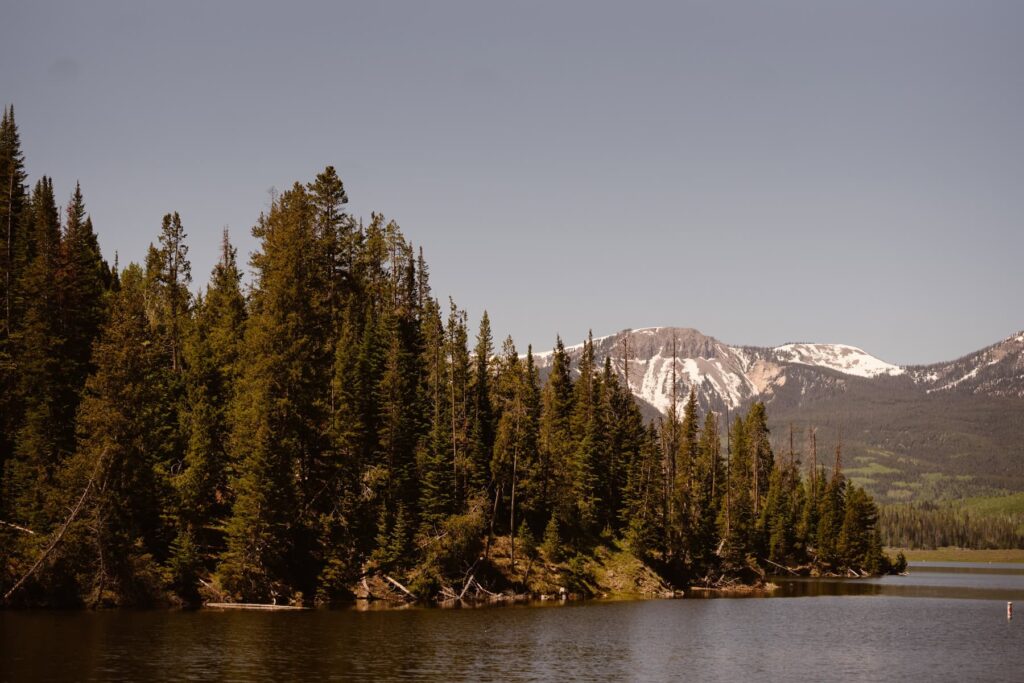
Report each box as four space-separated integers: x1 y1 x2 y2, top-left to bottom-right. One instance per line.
848 459 901 476
886 547 1024 563
962 492 1024 517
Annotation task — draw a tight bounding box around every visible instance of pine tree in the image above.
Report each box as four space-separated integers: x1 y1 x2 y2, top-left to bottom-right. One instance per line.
5 178 65 531
599 356 643 533
0 104 28 345
307 165 350 326
622 423 665 560
444 301 470 509
0 106 30 502
467 311 495 496
516 346 543 531
148 212 192 374
373 312 421 539
172 231 245 598
538 337 575 535
840 485 882 572
816 454 847 568
317 301 369 602
762 466 794 565
691 411 723 577
569 332 602 535
746 403 773 520
799 430 823 551
672 388 700 569
220 184 325 602
57 183 110 440
418 298 454 526
64 264 175 606
720 415 754 568
490 336 539 565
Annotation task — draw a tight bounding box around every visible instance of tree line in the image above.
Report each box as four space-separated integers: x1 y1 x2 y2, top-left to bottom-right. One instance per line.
0 106 898 607
879 502 1024 550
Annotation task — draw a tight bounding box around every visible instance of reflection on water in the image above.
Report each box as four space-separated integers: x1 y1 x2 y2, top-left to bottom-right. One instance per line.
3 563 1024 682
767 562 1024 601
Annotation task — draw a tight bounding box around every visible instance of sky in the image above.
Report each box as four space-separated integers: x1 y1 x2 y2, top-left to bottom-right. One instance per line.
2 0 1021 366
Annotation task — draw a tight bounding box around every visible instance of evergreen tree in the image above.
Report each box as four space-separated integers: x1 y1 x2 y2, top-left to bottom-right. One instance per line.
307 165 350 326
720 415 755 568
538 337 574 534
467 311 495 495
816 457 847 568
691 411 723 577
516 346 543 531
490 336 539 563
149 212 191 374
64 264 175 605
57 183 110 438
840 485 883 572
220 184 324 602
746 403 774 520
373 312 422 538
569 332 602 536
599 356 643 533
172 231 245 598
0 104 28 348
800 453 825 554
762 465 796 565
0 105 28 511
672 388 700 569
4 178 63 532
444 301 471 508
317 302 369 602
418 298 454 526
622 423 665 560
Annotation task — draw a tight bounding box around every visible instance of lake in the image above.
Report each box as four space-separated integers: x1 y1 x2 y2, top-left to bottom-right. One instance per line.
3 563 1024 681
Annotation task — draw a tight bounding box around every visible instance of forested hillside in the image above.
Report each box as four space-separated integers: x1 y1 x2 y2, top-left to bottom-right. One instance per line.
0 107 897 607
539 327 1024 550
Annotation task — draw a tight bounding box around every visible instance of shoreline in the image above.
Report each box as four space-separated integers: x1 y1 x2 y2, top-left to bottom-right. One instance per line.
885 547 1024 564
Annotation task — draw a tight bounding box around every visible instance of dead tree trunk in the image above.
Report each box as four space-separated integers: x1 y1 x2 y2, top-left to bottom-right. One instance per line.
4 450 106 603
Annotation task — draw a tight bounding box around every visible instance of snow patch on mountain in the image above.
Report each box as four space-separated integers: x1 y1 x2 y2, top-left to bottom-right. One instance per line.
771 343 904 378
531 326 1023 416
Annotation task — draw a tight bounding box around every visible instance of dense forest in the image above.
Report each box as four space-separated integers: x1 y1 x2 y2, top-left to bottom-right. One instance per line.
879 502 1024 550
0 106 901 608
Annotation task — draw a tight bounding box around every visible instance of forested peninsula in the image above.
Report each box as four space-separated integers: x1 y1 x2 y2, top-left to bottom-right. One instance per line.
0 107 902 608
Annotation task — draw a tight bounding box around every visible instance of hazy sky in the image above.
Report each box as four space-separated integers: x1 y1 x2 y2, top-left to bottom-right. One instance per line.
2 1 1021 365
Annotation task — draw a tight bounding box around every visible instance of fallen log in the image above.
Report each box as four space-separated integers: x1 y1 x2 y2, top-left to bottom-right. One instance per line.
384 574 415 599
763 558 800 576
0 520 36 535
472 579 500 598
457 573 476 601
206 603 306 611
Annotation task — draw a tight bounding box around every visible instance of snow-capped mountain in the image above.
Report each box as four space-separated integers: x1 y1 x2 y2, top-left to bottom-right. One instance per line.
911 331 1024 398
533 327 1024 502
533 327 1024 417
770 343 903 379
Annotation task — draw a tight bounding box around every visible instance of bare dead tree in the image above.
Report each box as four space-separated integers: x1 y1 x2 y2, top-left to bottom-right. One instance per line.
4 450 107 603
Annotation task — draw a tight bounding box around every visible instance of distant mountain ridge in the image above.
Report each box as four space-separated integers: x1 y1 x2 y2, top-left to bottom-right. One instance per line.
534 326 1023 413
533 327 1024 502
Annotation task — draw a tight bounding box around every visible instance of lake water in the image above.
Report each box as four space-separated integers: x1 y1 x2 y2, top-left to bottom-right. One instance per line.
3 563 1024 681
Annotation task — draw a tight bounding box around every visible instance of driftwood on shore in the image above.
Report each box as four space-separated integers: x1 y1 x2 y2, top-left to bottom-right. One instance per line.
205 602 307 611
764 558 800 576
383 574 415 599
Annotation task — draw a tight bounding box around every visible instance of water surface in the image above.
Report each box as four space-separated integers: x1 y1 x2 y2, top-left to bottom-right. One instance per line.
3 563 1022 682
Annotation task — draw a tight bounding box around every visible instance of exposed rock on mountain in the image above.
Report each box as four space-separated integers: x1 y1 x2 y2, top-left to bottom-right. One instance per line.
533 327 1024 501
